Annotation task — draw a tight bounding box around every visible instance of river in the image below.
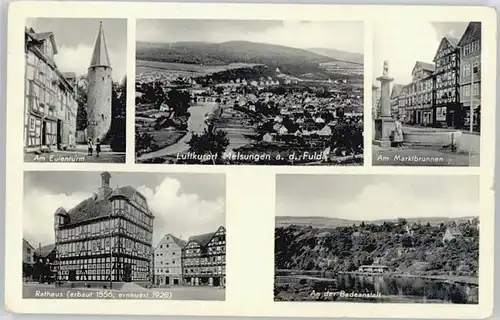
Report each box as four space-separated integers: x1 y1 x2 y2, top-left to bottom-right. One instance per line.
275 273 478 303
138 102 218 161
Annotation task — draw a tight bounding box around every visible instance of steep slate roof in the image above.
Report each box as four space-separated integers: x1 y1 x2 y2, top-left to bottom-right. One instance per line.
67 196 112 224
458 22 481 46
34 244 56 258
23 238 34 249
25 28 76 92
26 30 59 55
390 84 404 99
170 235 187 248
433 36 459 62
66 186 144 225
188 232 216 247
89 21 112 69
55 207 68 216
416 61 435 72
156 234 187 249
110 185 141 199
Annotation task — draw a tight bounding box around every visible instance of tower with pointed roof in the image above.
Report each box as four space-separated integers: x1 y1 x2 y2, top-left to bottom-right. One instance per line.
87 21 112 142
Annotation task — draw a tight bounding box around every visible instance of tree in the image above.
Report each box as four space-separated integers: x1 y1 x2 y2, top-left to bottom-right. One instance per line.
76 78 88 130
107 77 127 152
402 235 413 248
135 131 157 155
214 86 224 95
167 89 191 117
187 128 229 162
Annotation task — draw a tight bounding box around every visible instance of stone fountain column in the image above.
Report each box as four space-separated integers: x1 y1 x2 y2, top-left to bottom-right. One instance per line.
373 61 394 147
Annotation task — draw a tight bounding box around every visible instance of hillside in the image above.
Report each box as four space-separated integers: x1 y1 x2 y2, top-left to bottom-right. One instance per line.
136 41 344 78
275 218 479 277
307 48 364 65
276 215 476 229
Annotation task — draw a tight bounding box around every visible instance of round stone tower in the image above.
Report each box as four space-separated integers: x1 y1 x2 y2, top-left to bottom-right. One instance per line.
87 21 112 142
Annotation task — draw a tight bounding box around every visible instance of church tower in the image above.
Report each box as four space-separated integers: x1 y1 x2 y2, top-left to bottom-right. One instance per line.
87 21 112 142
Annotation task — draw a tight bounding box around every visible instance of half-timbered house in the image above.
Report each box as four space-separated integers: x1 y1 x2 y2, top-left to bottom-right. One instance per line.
406 61 435 125
433 36 461 128
53 172 154 288
24 27 78 152
182 226 226 287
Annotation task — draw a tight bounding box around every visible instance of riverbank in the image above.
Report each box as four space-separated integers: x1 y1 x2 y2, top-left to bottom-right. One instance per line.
137 102 218 162
275 272 478 304
277 269 478 286
337 271 478 286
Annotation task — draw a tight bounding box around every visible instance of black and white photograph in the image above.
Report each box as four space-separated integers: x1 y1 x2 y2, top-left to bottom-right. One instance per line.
24 18 127 163
135 20 364 165
22 171 226 300
274 174 479 303
372 21 481 166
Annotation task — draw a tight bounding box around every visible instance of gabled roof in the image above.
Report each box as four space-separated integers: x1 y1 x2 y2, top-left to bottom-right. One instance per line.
414 61 435 73
458 22 481 47
26 30 58 55
188 232 215 247
23 238 35 249
34 244 56 258
170 234 187 248
390 84 404 99
433 36 459 62
66 196 112 224
89 21 112 69
65 186 147 225
156 234 187 249
186 226 225 248
55 207 68 216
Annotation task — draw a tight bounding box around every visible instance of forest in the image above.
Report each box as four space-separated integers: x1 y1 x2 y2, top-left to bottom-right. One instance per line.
136 41 337 79
275 218 479 277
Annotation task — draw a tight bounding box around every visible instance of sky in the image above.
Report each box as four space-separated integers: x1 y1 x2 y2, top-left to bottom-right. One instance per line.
23 172 225 247
137 19 364 54
372 21 469 87
276 174 479 221
26 18 127 81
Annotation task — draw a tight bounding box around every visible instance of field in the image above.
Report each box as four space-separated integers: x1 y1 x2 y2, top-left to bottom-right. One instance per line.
136 60 261 76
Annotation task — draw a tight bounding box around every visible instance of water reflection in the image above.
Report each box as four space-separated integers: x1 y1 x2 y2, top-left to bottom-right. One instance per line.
334 274 478 304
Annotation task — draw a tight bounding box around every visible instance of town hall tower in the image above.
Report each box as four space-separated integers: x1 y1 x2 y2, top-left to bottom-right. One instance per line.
87 21 112 141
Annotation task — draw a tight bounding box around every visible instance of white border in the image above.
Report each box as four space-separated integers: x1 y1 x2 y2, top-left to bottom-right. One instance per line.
5 2 496 319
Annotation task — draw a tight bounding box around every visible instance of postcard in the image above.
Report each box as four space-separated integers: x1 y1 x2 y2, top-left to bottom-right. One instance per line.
4 1 496 319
